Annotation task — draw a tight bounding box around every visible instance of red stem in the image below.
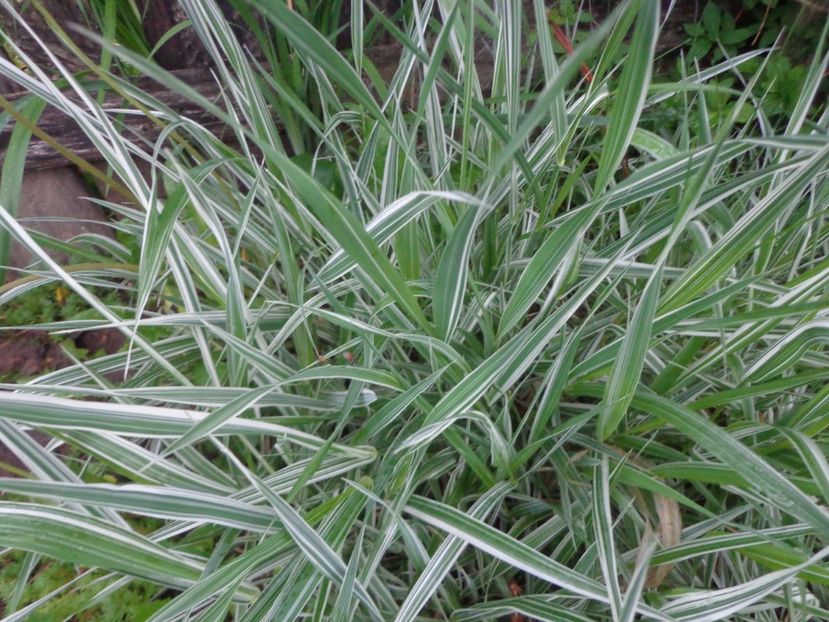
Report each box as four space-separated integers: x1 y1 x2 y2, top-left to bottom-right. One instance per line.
551 23 594 82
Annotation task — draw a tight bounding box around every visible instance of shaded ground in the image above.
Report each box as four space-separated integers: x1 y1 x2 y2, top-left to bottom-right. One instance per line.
0 327 123 379
0 330 73 377
0 327 124 475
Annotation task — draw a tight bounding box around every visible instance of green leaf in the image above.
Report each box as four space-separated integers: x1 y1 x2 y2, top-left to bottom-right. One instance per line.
592 456 622 619
162 385 275 456
394 483 511 622
0 502 257 598
246 0 387 129
701 2 721 37
631 128 680 160
719 26 756 45
498 212 587 337
620 528 657 622
598 268 662 440
433 206 481 339
593 0 659 193
492 2 625 174
253 480 384 622
404 496 668 619
629 391 829 539
135 181 189 329
454 597 594 622
662 143 829 310
269 157 431 330
0 96 46 284
662 548 829 621
0 390 363 456
688 38 712 60
0 478 278 532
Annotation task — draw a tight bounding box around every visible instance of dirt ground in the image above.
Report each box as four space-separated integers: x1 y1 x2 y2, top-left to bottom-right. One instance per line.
0 327 124 475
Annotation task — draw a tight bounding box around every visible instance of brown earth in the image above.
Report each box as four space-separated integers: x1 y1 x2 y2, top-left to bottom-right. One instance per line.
0 327 124 475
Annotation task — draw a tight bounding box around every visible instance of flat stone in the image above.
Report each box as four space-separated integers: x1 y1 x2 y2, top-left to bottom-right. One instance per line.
8 167 114 275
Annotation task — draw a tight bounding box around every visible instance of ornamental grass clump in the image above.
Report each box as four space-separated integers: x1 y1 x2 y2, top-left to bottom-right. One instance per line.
0 0 828 620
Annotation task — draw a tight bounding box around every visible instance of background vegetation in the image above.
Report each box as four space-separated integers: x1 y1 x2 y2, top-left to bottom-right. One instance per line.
0 0 828 620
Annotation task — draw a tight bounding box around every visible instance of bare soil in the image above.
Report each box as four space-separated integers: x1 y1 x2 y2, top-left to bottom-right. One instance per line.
0 327 124 475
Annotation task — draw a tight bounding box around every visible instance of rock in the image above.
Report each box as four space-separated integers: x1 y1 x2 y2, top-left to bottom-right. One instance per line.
8 167 114 276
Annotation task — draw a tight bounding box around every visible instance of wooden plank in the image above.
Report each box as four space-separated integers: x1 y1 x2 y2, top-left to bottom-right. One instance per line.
0 42 404 171
0 69 230 170
0 1 738 171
